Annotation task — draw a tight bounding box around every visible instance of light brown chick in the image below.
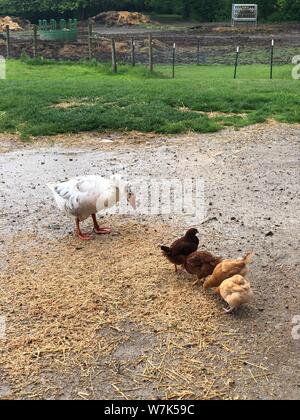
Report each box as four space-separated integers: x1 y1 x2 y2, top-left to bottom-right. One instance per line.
203 252 253 289
184 251 223 283
215 275 254 313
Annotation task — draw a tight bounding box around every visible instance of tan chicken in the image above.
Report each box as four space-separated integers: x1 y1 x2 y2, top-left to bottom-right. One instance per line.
184 251 222 285
215 275 254 313
203 252 253 289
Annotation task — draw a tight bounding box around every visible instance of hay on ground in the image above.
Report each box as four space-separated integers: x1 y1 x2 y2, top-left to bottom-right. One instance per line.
0 219 269 399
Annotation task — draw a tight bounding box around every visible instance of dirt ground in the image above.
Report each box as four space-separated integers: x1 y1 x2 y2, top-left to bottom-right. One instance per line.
0 122 299 400
1 21 299 64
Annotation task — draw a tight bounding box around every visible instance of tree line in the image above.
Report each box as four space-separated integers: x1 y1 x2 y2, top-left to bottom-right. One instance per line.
0 0 299 22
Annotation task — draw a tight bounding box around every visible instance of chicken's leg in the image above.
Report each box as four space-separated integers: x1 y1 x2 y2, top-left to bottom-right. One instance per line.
193 274 205 286
223 307 235 314
92 214 112 235
174 265 178 273
76 218 94 241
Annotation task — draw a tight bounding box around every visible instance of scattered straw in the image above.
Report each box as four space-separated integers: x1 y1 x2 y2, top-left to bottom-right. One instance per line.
0 220 272 399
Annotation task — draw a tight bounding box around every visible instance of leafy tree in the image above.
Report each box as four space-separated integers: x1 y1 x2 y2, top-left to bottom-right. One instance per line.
0 0 299 22
255 0 277 20
277 0 300 20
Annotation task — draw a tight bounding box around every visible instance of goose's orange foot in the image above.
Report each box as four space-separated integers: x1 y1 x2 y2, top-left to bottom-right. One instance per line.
93 227 112 235
91 214 112 235
76 218 95 241
78 232 95 241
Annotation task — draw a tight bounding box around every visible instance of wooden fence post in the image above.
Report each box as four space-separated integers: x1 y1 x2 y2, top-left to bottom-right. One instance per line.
149 34 153 72
88 19 93 60
111 38 117 73
131 38 136 67
6 25 11 59
33 25 38 58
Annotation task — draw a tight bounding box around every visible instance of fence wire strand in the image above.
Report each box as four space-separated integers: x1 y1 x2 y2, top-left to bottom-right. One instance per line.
0 27 299 66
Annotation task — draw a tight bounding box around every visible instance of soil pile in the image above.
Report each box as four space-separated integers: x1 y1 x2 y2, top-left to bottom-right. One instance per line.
93 11 151 26
0 16 27 32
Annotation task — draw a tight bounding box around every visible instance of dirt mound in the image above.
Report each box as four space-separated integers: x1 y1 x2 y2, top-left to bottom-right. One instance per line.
93 11 151 26
211 23 293 34
59 44 79 56
0 16 26 32
213 26 241 33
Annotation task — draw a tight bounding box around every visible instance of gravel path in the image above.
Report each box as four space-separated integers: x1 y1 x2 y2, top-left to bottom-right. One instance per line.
0 123 299 400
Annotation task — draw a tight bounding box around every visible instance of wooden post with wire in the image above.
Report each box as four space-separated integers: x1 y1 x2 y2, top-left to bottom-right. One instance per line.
131 38 136 67
111 38 117 73
33 25 38 58
270 39 274 80
234 46 240 79
88 19 93 60
149 34 153 72
172 43 176 79
6 25 10 59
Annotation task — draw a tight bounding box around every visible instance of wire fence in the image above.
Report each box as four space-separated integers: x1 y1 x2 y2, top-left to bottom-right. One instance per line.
0 24 299 68
92 36 299 66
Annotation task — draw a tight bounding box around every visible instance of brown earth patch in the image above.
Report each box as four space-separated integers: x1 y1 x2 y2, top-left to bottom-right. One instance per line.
178 106 248 119
93 11 151 26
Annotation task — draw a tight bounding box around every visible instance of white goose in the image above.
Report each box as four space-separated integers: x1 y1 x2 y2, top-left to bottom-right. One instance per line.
48 174 136 240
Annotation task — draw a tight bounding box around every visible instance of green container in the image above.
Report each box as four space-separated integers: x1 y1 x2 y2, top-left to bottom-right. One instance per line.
39 29 78 42
38 19 78 41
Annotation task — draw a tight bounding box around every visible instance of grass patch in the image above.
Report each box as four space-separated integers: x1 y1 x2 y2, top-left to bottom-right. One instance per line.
0 60 299 138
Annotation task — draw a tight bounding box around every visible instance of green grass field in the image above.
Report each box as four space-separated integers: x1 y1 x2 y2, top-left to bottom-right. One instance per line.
0 60 299 138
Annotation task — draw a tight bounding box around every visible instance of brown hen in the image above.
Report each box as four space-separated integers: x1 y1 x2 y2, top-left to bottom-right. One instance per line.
161 228 199 272
184 251 223 284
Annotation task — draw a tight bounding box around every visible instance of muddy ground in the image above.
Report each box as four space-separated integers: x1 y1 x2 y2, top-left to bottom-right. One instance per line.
0 123 299 400
1 22 299 64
